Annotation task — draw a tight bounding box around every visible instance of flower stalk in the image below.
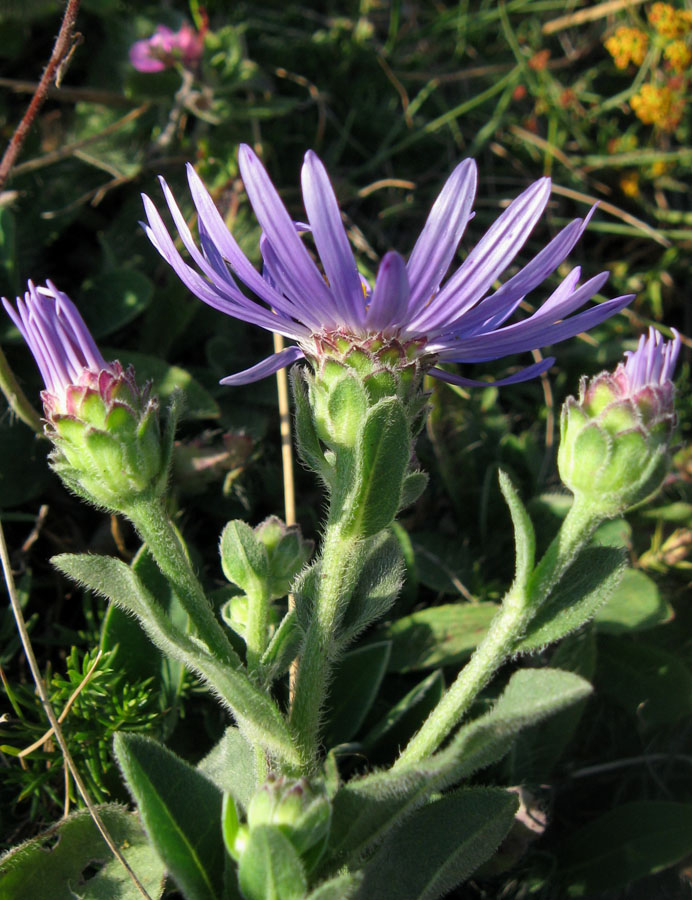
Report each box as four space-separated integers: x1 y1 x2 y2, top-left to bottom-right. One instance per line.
394 494 600 768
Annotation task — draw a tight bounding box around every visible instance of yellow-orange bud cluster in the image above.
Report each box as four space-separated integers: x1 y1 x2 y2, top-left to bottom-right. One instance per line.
605 26 649 68
630 82 686 131
664 37 692 71
648 2 688 38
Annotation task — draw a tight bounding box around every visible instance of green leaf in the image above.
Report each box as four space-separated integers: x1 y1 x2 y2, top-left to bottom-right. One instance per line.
100 546 187 729
198 727 256 810
399 471 428 511
238 826 307 900
103 348 220 420
0 805 165 900
498 470 535 592
323 642 391 747
81 269 153 338
361 670 444 762
519 546 626 652
306 872 362 899
594 568 671 633
356 788 518 900
351 398 410 538
447 667 593 781
558 802 692 896
113 733 224 900
323 668 590 874
597 636 692 726
54 553 300 768
508 630 596 781
261 609 303 684
291 368 334 486
220 520 270 595
339 531 404 646
378 603 497 672
327 374 368 445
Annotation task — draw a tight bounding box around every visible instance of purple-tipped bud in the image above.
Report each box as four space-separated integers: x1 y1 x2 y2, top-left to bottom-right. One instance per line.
246 773 331 872
558 328 681 515
3 282 167 509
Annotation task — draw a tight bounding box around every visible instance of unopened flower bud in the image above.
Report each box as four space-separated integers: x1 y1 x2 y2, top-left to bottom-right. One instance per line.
255 516 313 599
558 328 680 515
3 281 167 510
246 773 331 871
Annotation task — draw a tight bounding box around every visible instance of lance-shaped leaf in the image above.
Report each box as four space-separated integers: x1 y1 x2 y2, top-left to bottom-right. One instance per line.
519 545 626 652
558 801 692 896
220 520 269 595
198 726 257 810
306 871 363 899
113 734 225 900
355 788 518 900
323 667 591 871
238 826 307 900
292 368 334 487
338 531 404 648
498 469 535 593
53 553 301 769
441 667 593 780
323 641 392 747
350 397 410 538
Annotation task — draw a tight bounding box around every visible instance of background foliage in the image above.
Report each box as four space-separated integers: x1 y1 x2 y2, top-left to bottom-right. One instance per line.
1 1 691 897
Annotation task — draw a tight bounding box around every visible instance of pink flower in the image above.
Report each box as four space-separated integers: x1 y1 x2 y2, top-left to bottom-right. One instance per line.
130 24 203 74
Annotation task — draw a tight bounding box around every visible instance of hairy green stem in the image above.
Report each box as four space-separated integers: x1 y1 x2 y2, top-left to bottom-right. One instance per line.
289 513 361 770
395 496 600 767
125 497 237 667
245 582 271 674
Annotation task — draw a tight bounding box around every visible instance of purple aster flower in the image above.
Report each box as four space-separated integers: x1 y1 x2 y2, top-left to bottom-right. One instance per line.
559 327 681 513
141 145 633 387
2 281 114 416
130 23 203 74
3 281 165 507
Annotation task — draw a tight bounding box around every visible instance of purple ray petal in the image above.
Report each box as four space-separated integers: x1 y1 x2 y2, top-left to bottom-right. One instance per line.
439 294 633 363
409 177 552 332
238 145 335 313
406 158 477 315
429 356 555 387
429 211 595 339
301 150 365 326
141 198 310 340
219 345 305 385
259 233 332 330
365 251 410 331
185 164 318 325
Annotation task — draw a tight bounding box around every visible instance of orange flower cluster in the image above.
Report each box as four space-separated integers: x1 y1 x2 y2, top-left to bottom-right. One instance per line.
630 82 686 130
648 1 690 38
604 4 692 132
605 26 649 68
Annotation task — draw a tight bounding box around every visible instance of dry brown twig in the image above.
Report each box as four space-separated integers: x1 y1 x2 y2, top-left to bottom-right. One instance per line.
0 0 82 191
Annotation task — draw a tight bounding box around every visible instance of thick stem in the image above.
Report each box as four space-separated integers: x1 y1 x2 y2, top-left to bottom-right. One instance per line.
245 582 271 675
394 495 600 767
125 497 236 667
289 514 360 770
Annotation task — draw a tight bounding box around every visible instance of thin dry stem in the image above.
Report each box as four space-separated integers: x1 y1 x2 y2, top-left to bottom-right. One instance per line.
0 518 154 900
19 650 103 758
542 0 647 35
0 0 82 190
